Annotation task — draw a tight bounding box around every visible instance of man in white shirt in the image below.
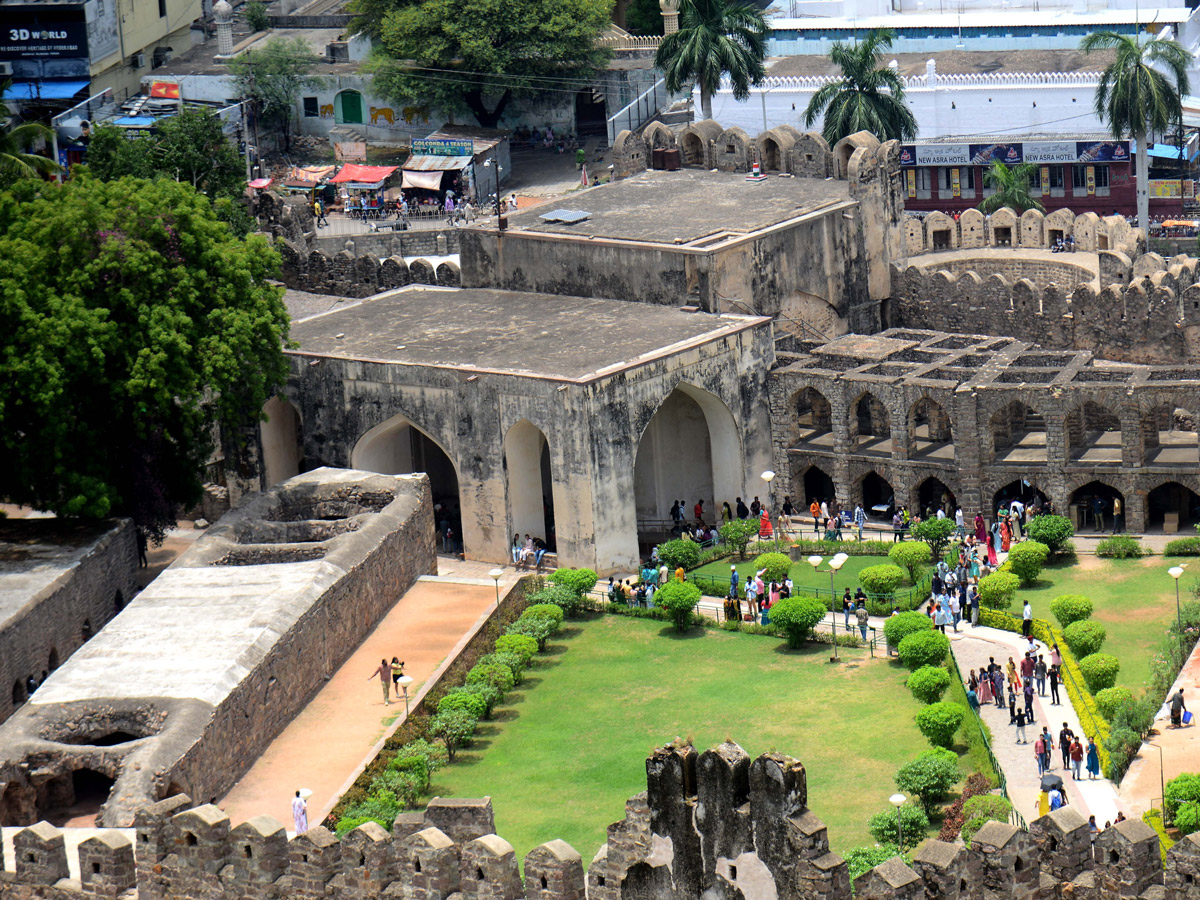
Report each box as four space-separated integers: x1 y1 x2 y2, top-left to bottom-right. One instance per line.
954 507 965 538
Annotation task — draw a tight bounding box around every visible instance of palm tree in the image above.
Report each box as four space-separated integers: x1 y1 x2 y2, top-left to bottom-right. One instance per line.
803 29 917 146
1081 31 1191 235
654 0 768 122
978 160 1044 215
0 80 61 187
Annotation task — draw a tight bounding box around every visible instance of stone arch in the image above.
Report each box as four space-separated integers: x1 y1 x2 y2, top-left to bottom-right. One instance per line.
790 385 833 447
1074 212 1101 251
908 396 953 459
855 469 896 517
831 131 879 180
916 476 957 517
988 208 1018 246
436 261 461 287
990 479 1049 516
1063 401 1122 464
904 217 925 255
1141 401 1199 467
679 120 721 168
989 400 1046 463
757 128 796 173
612 130 648 178
260 395 303 489
924 211 958 251
642 120 676 153
779 290 844 341
1147 478 1200 532
1045 208 1075 247
379 256 411 289
409 258 436 284
850 391 892 453
503 419 556 548
1068 478 1125 533
800 464 836 510
959 208 986 249
334 89 365 125
634 382 743 527
715 127 752 173
790 131 832 177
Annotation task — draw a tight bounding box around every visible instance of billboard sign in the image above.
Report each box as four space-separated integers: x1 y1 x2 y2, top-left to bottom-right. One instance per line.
1076 141 1130 162
1025 141 1078 163
969 143 1022 166
0 5 88 59
411 138 473 157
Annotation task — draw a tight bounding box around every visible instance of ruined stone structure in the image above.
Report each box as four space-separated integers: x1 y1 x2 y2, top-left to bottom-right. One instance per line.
0 519 138 725
459 129 906 337
771 329 1200 531
2 742 1199 900
266 286 774 574
0 470 435 828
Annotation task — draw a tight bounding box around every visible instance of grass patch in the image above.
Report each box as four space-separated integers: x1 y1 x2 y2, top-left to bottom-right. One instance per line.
427 616 960 864
693 554 921 598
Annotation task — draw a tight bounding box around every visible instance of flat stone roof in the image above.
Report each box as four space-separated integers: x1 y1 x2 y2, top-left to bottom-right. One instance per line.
502 169 854 246
287 287 769 381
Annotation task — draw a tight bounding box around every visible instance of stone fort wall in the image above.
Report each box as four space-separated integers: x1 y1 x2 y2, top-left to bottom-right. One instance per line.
908 256 1096 290
1 742 1198 900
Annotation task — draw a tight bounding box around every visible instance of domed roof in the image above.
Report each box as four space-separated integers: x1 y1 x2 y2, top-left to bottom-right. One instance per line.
214 0 233 19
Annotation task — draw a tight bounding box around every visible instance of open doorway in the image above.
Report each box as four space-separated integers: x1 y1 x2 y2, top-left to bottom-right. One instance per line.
575 89 607 139
38 769 115 827
1070 481 1124 533
1147 482 1200 533
504 421 557 552
917 477 957 519
860 472 895 519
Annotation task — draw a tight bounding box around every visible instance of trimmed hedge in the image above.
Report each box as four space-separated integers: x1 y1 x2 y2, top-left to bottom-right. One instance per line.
1096 536 1148 559
889 542 932 582
977 572 1021 611
1026 515 1074 554
907 665 953 704
769 596 829 648
789 539 893 556
657 539 702 571
753 551 792 583
1063 620 1107 658
1050 594 1093 628
1006 541 1049 583
859 564 907 596
883 610 933 649
915 701 966 748
547 567 599 597
1165 536 1200 557
1095 686 1133 721
898 631 951 670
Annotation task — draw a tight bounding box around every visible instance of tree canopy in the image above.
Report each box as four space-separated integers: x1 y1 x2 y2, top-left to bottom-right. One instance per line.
228 36 323 151
0 174 290 539
370 0 612 128
978 159 1043 214
803 29 917 146
655 0 767 122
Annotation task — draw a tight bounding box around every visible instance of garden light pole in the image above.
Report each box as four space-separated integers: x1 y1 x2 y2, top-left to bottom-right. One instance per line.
890 793 906 848
1169 565 1186 634
828 553 848 661
762 470 776 541
490 568 504 611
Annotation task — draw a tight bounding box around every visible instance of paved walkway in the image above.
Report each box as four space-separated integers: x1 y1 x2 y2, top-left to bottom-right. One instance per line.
949 625 1121 825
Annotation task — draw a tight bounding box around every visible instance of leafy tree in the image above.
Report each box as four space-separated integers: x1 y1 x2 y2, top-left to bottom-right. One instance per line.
889 541 932 582
977 572 1020 611
960 795 1013 843
894 747 959 811
1026 515 1074 555
430 707 478 761
228 36 323 152
1164 772 1200 820
655 0 768 122
528 584 586 617
85 109 245 201
1 80 62 187
1174 801 1200 835
548 567 599 597
1063 620 1107 658
978 160 1044 215
753 551 792 583
656 581 703 630
769 596 828 647
897 631 950 670
868 803 928 850
719 519 760 559
658 538 704 570
1082 31 1192 235
914 701 966 748
246 0 270 31
803 29 917 146
907 665 952 704
0 174 288 541
372 0 611 128
911 518 955 559
1006 540 1049 584
625 0 665 36
1095 685 1133 720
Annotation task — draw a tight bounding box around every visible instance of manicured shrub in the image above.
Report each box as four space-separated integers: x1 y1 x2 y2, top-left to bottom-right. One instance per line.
505 615 554 650
915 701 966 748
547 567 598 596
1050 594 1093 628
657 539 702 571
961 794 1013 844
753 551 792 584
390 738 447 776
1006 541 1049 583
1165 536 1200 557
528 584 585 616
1165 772 1200 819
888 542 932 583
430 708 478 761
1063 620 1107 658
859 564 907 596
481 650 527 683
894 747 959 811
522 603 565 630
371 768 425 808
898 630 950 671
977 572 1020 611
884 610 933 648
495 633 539 664
937 773 994 842
335 790 402 835
769 596 829 647
466 661 515 697
1175 801 1200 836
868 803 929 850
655 581 702 631
1078 653 1120 692
437 690 486 720
719 519 761 559
1095 686 1134 721
1096 536 1147 559
907 665 952 704
911 517 957 557
1026 515 1074 554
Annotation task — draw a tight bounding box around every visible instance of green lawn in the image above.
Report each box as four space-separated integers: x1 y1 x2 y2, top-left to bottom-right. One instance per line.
692 553 915 599
1014 555 1182 692
428 616 951 865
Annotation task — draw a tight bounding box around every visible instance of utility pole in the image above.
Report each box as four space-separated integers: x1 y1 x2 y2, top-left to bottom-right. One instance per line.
241 99 252 183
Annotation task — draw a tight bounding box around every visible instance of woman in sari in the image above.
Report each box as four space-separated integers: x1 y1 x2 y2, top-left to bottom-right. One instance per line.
974 513 987 543
1000 515 1012 552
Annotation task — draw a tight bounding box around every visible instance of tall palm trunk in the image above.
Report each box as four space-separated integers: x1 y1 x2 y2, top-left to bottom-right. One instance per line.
1135 128 1149 236
700 82 713 120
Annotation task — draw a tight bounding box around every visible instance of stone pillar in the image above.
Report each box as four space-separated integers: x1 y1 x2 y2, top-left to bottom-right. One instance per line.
225 816 288 899
695 742 753 890
14 821 70 885
969 821 1040 900
854 857 923 900
79 830 136 898
134 793 193 900
397 826 461 900
425 798 495 844
214 0 234 55
170 805 231 875
911 840 980 900
524 840 585 900
645 744 702 900
460 834 523 900
1164 833 1200 900
1095 818 1162 899
339 821 394 899
285 826 341 900
1031 807 1092 883
658 0 679 34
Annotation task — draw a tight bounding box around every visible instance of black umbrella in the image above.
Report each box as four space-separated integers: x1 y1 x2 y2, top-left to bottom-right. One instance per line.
1040 773 1065 793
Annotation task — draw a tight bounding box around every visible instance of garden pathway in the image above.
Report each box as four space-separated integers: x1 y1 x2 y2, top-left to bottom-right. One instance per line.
948 625 1122 825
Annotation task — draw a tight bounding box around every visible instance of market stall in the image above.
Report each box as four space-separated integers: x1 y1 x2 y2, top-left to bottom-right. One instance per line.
328 164 399 218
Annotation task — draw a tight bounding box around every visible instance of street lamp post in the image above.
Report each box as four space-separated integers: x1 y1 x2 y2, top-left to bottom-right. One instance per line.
809 554 848 662
483 156 504 229
761 470 776 543
1169 565 1187 634
890 793 907 848
489 568 504 611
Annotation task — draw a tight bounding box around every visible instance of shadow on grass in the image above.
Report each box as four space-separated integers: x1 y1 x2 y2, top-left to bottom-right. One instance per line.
557 625 585 640
772 641 832 658
657 624 705 640
488 706 521 723
540 642 571 657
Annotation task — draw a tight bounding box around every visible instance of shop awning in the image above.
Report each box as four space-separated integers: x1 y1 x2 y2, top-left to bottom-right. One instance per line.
2 80 90 102
288 165 336 183
248 177 273 189
401 169 448 191
328 164 398 187
403 154 472 172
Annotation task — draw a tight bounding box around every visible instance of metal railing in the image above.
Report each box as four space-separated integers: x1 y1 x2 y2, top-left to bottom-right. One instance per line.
606 77 688 145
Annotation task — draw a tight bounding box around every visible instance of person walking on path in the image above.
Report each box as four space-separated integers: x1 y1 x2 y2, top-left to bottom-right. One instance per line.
1070 738 1085 780
1049 665 1061 705
1169 689 1187 727
1035 733 1047 773
292 790 308 834
1039 727 1055 771
1035 655 1048 696
1086 739 1101 779
369 659 392 705
1023 681 1035 725
1022 600 1033 638
137 529 149 568
391 657 405 695
854 503 866 541
1059 723 1075 771
856 602 870 641
993 670 1006 708
1015 706 1028 743
842 589 853 629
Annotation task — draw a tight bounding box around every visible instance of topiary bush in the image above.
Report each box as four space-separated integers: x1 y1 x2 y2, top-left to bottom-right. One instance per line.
528 584 586 617
505 615 554 650
1078 653 1120 692
655 581 702 631
482 650 527 683
859 564 907 596
888 542 932 583
753 551 792 584
495 633 539 665
1096 536 1147 559
1050 594 1093 628
467 661 515 697
1006 541 1049 583
894 747 960 811
1175 801 1200 836
915 701 966 748
1165 536 1200 557
1095 686 1133 721
907 665 953 704
1165 772 1200 820
437 690 486 720
657 539 702 571
911 517 957 558
868 803 929 850
548 567 599 597
898 630 951 671
1063 620 1107 658
769 596 829 647
977 572 1021 611
1026 515 1074 555
884 610 933 649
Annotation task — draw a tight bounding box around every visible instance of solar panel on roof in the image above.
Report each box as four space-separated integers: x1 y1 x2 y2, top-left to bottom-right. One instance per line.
538 208 590 224
538 209 573 222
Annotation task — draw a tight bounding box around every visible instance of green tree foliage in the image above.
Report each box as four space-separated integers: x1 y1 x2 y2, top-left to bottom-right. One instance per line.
978 160 1044 214
430 707 478 761
1063 620 1107 658
1174 801 1200 835
371 0 611 128
1079 653 1121 692
1095 686 1133 720
914 701 966 748
859 563 906 595
528 584 586 617
977 572 1021 611
438 690 487 719
478 650 527 683
1006 541 1049 583
246 0 270 31
719 519 761 559
85 109 245 201
898 631 950 670
769 596 828 647
883 610 933 648
1026 515 1074 555
228 36 323 152
868 803 928 850
655 581 703 630
888 542 932 582
466 661 515 696
894 747 960 811
1095 535 1147 558
1082 30 1192 235
960 795 1013 843
907 665 952 704
548 567 599 596
1050 594 1093 628
753 551 792 583
1164 772 1200 820
657 538 703 570
522 603 565 630
505 615 554 650
844 846 910 886
803 29 917 145
0 80 62 187
655 0 767 121
911 518 956 559
625 0 665 35
0 175 288 540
